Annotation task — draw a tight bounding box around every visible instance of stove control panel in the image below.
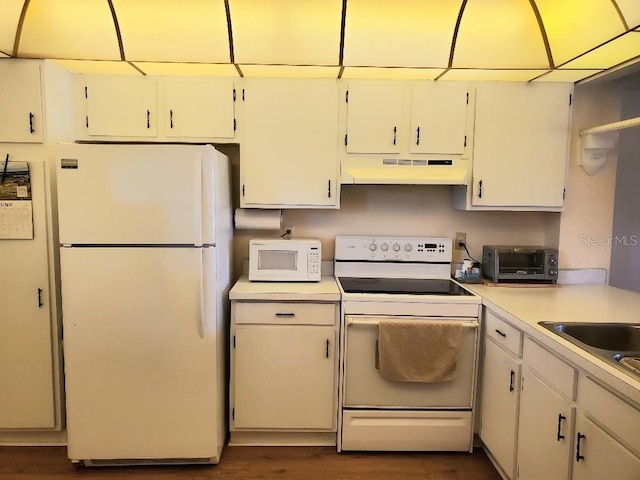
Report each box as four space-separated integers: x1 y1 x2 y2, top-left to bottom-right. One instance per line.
335 236 452 262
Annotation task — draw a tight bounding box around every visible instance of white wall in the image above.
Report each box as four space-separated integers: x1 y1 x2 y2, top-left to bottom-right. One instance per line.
558 81 622 273
231 171 558 279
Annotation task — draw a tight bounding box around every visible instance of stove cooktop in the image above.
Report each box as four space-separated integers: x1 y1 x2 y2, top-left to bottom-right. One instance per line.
338 277 474 296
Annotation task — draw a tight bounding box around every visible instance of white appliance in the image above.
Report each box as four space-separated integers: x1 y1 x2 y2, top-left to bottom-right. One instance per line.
334 236 481 452
56 143 232 465
249 238 321 282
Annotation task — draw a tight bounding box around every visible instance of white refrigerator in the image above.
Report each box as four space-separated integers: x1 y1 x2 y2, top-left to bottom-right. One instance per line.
56 143 232 465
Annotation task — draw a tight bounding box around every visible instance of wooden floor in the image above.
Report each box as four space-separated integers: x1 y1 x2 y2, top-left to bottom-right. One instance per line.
0 445 501 480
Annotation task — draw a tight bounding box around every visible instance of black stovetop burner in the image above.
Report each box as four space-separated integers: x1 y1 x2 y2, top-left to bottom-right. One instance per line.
338 277 473 296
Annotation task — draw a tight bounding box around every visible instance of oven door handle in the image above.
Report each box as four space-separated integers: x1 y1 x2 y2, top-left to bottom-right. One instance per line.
346 318 479 328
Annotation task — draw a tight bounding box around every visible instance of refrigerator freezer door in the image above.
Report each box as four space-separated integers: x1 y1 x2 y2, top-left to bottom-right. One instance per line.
56 144 216 246
61 246 221 461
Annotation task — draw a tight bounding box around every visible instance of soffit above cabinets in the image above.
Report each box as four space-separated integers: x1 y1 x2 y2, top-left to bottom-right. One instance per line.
1 0 639 83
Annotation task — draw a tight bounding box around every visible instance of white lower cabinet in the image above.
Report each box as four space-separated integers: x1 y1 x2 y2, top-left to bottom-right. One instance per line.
517 337 577 480
516 370 575 480
230 301 339 442
233 325 336 430
480 337 521 479
572 414 640 480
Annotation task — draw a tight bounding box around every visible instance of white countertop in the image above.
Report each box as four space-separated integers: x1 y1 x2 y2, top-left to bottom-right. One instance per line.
229 275 341 302
464 283 640 405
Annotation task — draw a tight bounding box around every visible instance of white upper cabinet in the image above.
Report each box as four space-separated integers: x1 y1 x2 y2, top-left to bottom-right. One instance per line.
345 83 404 154
240 78 340 208
85 76 157 137
344 81 471 156
0 60 43 143
466 82 572 209
409 83 468 154
160 78 235 139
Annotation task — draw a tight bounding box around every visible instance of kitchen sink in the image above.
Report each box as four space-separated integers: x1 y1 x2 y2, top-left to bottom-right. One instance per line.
538 322 640 378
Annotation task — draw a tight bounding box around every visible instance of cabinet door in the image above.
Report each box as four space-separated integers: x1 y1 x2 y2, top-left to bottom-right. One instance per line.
241 79 339 207
345 82 403 154
472 83 572 207
162 79 235 139
480 338 521 479
85 76 157 137
233 325 336 430
0 160 55 428
409 83 468 154
0 60 43 143
572 414 640 480
517 369 574 480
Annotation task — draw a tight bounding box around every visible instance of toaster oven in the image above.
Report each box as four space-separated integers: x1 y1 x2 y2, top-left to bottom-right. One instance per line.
482 246 558 283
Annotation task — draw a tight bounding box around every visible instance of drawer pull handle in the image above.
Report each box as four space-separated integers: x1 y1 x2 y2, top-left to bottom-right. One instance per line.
275 313 295 317
509 370 515 392
495 329 507 338
576 433 586 462
326 339 330 358
557 414 566 441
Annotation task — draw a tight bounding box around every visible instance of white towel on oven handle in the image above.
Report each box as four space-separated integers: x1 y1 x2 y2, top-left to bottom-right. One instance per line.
376 319 463 383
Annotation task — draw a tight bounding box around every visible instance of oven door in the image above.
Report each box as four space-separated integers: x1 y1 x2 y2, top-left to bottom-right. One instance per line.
343 315 478 408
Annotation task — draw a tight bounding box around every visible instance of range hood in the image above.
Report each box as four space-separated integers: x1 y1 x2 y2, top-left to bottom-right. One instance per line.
340 157 469 185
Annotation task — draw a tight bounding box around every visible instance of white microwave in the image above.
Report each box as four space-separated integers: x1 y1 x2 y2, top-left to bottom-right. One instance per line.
249 238 322 282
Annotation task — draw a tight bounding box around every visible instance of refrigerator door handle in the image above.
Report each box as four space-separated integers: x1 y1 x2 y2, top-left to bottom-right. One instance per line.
194 158 203 246
198 250 205 339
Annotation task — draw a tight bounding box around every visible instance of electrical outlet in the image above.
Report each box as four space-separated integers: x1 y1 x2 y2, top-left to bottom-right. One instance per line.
283 225 294 237
455 232 466 250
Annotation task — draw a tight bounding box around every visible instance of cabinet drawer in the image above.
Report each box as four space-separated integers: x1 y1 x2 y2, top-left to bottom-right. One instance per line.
578 376 640 456
523 337 576 399
485 310 523 357
234 302 336 326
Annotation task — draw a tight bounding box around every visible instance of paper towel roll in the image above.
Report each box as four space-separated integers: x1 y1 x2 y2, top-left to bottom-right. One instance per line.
234 208 282 230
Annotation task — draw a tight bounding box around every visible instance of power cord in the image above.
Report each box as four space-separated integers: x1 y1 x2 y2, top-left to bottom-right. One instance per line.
459 241 481 266
280 228 292 239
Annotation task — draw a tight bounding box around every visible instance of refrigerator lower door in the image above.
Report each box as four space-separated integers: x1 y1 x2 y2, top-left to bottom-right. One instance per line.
60 247 221 463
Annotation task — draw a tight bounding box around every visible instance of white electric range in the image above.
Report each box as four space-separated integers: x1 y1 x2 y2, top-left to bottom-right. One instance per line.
334 235 482 452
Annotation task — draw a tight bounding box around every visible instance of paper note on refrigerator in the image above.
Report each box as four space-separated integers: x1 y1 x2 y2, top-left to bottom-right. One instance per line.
0 160 34 239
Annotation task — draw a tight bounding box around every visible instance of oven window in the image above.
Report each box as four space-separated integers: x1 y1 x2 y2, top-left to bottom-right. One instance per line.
258 250 297 271
499 252 544 274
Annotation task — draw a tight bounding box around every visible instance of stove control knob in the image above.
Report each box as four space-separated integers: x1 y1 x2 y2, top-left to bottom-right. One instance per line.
404 244 413 252
393 243 401 252
548 257 558 266
369 242 377 251
381 243 389 252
